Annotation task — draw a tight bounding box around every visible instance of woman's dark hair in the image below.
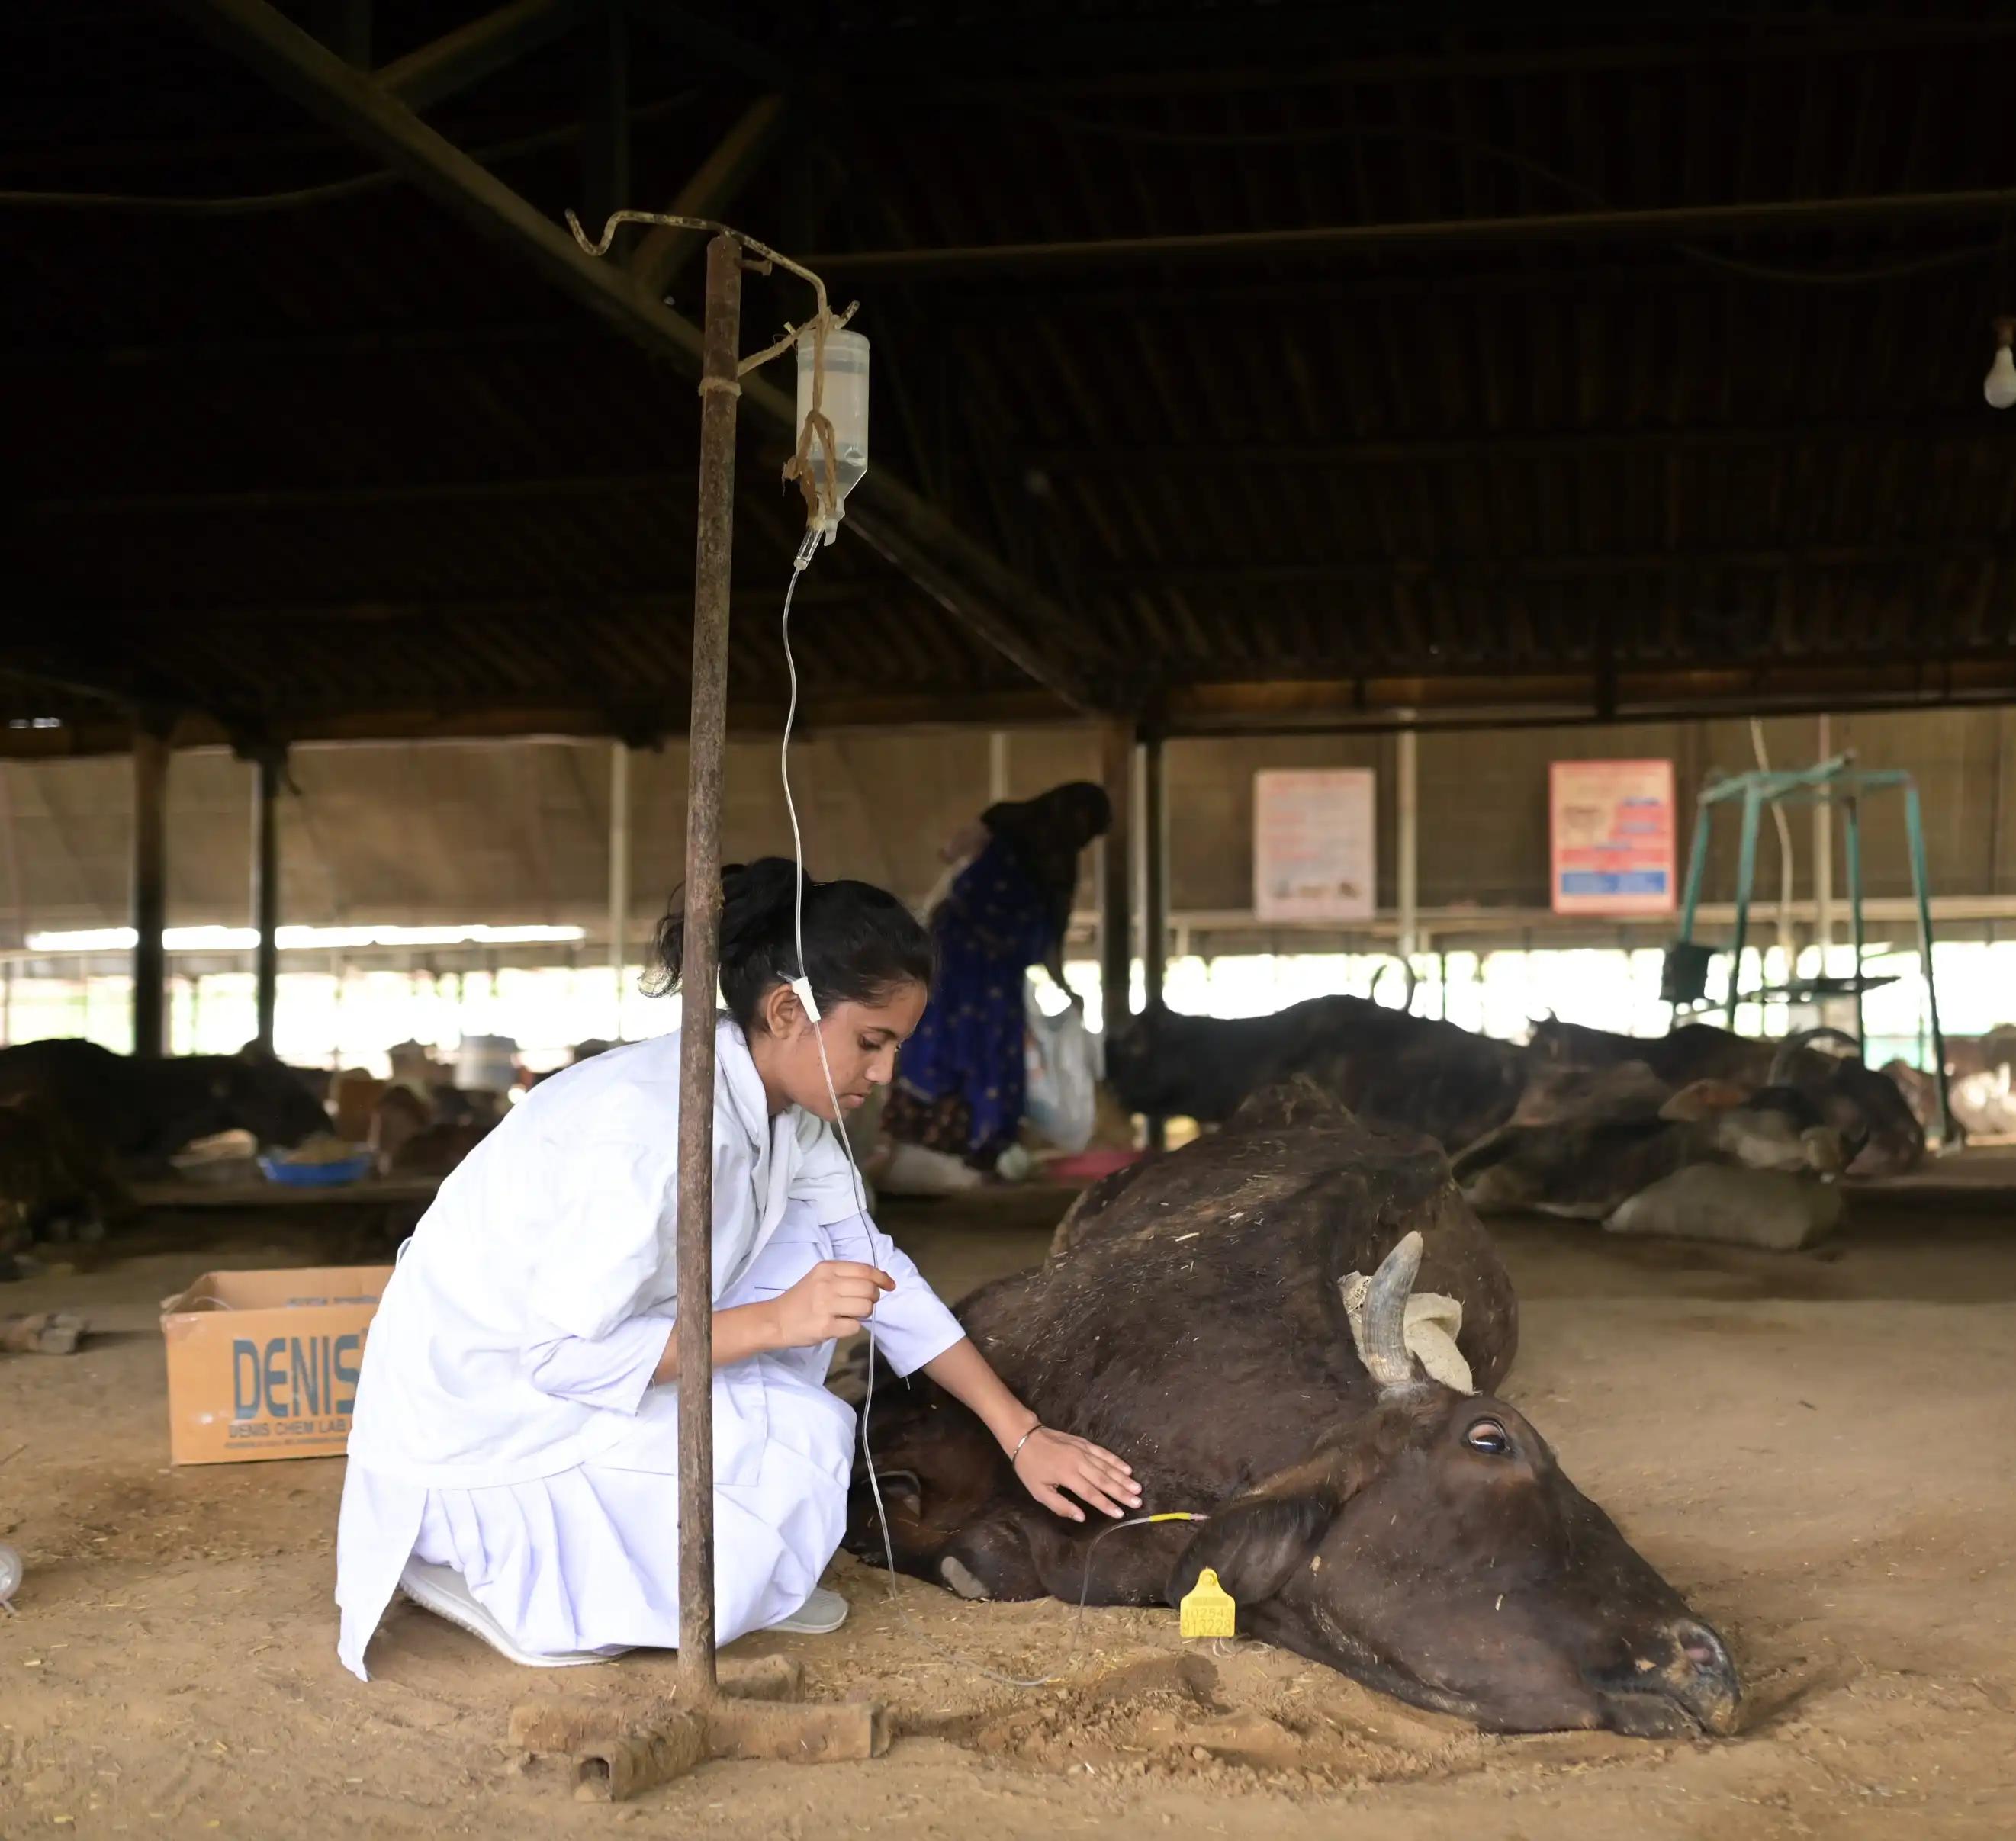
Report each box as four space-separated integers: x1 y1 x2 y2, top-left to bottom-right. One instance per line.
646 858 933 1031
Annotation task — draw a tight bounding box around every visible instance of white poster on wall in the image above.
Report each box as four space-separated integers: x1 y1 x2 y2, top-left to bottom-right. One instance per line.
1253 769 1377 922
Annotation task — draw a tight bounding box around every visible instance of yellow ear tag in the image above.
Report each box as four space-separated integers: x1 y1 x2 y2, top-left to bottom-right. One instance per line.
1178 1567 1237 1640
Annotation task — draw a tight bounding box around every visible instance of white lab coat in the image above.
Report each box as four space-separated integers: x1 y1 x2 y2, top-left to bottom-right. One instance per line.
334 1017 965 1679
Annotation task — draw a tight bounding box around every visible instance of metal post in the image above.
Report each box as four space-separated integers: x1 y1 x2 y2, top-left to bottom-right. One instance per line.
1396 715 1420 965
609 742 632 1039
1812 715 1834 981
1726 786 1762 1030
1675 798 1712 947
1844 795 1866 1054
252 753 281 1053
132 725 170 1059
1098 721 1134 1029
1140 731 1167 1150
674 233 743 1706
1902 780 1957 1145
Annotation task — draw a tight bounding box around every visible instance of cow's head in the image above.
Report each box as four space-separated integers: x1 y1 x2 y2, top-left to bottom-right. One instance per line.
1168 1235 1739 1737
214 1050 332 1149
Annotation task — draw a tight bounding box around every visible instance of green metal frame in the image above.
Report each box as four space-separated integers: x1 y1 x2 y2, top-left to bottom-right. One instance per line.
1673 754 1956 1144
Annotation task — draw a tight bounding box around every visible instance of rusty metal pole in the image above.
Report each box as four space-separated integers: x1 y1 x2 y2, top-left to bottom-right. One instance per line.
674 233 743 1706
1140 730 1167 1151
1098 720 1133 1029
250 752 281 1053
132 723 171 1059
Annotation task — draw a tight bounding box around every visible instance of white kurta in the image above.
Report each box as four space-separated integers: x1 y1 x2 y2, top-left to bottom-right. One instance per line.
335 1017 965 1679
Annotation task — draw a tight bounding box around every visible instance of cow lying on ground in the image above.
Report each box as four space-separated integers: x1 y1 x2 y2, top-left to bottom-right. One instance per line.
1105 995 1526 1151
370 1084 495 1178
843 1083 1739 1737
1451 1046 1850 1251
1529 1018 1924 1177
0 1039 329 1273
0 1039 330 1171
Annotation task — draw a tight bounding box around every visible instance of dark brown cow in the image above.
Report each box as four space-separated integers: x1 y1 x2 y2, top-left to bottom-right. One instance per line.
1529 1019 1924 1178
0 1039 330 1172
844 1084 1738 1737
1452 1055 1847 1224
1104 996 1526 1151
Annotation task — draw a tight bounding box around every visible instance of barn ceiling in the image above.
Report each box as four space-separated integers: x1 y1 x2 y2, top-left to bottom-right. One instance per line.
5 1 2015 756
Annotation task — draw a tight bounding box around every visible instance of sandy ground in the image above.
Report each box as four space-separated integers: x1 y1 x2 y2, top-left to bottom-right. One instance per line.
2 1181 2013 1839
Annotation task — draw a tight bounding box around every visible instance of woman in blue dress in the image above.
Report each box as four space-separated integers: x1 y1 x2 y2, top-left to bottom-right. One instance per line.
882 782 1111 1169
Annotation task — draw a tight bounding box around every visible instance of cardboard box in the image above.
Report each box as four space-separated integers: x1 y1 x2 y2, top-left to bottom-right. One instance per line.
160 1265 393 1465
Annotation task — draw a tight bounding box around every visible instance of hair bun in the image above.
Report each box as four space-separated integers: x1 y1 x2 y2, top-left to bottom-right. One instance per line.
720 859 812 962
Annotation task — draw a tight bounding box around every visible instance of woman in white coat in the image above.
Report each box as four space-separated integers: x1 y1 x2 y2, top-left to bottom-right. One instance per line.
336 860 1138 1676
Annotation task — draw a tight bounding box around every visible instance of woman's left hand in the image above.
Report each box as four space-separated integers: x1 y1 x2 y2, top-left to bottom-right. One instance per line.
1011 1426 1142 1522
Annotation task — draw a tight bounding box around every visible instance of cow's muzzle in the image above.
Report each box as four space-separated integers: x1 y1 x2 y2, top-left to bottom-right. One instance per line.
1590 1618 1741 1738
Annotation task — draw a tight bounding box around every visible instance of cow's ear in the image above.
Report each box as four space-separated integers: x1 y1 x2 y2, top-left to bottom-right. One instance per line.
1659 1078 1749 1123
1169 1451 1351 1608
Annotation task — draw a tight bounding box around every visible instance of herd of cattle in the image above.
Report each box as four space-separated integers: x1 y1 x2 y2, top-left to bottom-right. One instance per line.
0 1002 1960 1739
0 1000 1947 1276
1108 998 1928 1250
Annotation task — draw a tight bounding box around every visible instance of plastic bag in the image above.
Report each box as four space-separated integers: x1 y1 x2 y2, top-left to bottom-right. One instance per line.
1024 981 1099 1154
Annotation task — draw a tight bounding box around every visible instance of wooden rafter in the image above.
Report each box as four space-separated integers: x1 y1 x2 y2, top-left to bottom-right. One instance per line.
159 0 1105 716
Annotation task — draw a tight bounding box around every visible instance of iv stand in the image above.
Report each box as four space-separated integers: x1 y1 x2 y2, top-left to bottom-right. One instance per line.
507 233 888 1801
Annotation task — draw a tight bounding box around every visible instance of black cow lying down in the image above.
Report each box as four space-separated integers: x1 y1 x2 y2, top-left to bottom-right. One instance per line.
844 1083 1739 1737
0 1040 331 1277
1105 994 1526 1151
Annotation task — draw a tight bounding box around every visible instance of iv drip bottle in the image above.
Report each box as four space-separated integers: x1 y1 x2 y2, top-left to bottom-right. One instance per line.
796 328 869 539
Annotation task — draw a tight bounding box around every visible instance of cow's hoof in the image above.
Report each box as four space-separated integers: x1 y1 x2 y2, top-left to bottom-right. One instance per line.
940 1557 992 1601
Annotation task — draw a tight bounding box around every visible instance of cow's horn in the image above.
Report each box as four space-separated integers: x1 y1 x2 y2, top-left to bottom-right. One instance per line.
1767 1027 1861 1085
1353 1229 1423 1392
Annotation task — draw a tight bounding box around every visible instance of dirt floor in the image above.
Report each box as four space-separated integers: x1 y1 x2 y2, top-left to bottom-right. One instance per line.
2 1176 2013 1839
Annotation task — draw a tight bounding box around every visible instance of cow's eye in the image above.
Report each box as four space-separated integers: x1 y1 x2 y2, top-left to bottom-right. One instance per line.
1465 1418 1513 1457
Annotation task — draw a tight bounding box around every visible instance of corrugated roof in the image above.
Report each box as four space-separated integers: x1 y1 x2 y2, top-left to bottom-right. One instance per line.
5 2 2014 753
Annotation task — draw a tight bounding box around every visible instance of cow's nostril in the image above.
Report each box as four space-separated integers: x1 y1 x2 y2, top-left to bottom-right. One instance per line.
1674 1619 1731 1674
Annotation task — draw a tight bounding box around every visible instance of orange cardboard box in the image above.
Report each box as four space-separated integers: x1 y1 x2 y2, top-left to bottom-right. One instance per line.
159 1265 393 1465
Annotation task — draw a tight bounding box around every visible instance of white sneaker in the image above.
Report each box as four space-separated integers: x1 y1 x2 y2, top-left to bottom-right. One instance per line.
398 1560 626 1668
772 1585 849 1634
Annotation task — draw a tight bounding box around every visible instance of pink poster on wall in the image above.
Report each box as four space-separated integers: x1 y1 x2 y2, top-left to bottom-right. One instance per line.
1549 759 1677 916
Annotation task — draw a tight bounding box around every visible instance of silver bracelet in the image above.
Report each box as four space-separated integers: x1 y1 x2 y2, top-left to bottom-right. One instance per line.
1008 1422 1043 1465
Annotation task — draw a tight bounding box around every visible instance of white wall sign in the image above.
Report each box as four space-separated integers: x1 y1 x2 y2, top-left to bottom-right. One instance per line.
1253 769 1377 922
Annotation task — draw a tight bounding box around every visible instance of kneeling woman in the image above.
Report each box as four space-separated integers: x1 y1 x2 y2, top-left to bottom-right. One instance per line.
336 862 1137 1676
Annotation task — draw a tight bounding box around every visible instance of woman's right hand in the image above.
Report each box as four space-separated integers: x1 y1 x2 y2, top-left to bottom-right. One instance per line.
769 1260 895 1351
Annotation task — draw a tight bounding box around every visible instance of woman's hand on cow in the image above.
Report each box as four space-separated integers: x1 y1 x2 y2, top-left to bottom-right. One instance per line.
768 1260 894 1351
1011 1426 1142 1521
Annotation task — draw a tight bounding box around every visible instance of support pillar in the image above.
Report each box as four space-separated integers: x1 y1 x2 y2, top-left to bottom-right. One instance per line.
1396 715 1420 965
1140 731 1169 1149
1098 721 1133 1030
251 753 281 1053
132 725 170 1059
609 742 632 1039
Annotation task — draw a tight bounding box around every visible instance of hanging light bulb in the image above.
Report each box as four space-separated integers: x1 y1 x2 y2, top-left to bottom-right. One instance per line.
1987 318 2016 410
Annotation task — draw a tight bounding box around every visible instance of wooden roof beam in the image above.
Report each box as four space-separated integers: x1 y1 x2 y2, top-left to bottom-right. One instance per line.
620 2 791 89
375 0 593 113
159 0 1105 717
630 93 787 303
803 187 2016 277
